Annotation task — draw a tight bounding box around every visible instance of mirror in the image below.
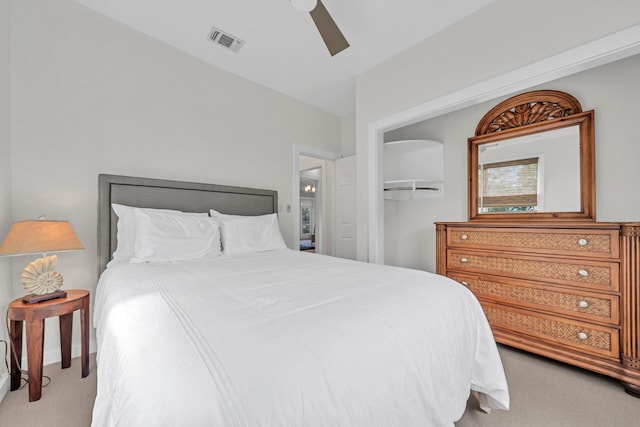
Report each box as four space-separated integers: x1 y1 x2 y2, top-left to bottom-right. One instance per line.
469 90 595 221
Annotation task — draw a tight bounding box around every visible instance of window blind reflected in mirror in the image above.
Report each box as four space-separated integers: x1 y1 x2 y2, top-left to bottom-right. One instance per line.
479 157 540 213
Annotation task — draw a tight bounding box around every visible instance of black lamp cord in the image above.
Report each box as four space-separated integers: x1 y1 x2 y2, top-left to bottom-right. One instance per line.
2 308 51 390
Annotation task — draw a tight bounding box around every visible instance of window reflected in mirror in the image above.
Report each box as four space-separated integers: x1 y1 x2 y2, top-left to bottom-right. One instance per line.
479 157 540 213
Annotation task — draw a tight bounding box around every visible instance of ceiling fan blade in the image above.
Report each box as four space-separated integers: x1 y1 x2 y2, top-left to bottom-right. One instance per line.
309 0 349 56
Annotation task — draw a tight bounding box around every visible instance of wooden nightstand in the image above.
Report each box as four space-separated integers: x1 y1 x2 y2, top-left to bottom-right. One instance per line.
7 289 90 402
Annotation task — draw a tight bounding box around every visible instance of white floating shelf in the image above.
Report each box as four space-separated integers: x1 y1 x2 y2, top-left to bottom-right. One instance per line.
383 139 444 201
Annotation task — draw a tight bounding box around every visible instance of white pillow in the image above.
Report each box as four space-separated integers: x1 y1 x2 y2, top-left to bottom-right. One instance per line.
219 213 287 255
111 204 207 261
130 209 222 263
210 209 243 219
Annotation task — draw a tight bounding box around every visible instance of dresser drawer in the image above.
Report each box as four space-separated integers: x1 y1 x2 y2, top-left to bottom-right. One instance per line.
447 250 619 292
481 302 620 359
448 273 619 325
447 227 619 259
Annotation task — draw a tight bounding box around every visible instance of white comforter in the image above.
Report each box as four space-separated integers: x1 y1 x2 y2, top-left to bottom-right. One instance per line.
92 250 508 426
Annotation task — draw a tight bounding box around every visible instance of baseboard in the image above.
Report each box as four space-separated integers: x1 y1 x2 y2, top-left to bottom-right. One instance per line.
45 340 97 366
23 340 97 368
0 372 9 405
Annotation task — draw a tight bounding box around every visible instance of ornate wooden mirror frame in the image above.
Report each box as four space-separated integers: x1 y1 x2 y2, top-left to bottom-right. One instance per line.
468 90 595 221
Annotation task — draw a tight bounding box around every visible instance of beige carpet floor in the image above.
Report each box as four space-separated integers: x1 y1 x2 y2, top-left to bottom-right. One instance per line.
456 346 639 426
0 346 638 426
0 353 97 426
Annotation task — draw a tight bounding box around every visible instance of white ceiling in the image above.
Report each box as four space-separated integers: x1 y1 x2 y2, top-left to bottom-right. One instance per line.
74 0 495 116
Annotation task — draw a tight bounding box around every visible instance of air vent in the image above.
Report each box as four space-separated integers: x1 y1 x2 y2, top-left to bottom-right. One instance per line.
207 26 244 53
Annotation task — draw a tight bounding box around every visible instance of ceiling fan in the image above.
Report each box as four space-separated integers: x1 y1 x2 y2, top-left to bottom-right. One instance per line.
290 0 350 56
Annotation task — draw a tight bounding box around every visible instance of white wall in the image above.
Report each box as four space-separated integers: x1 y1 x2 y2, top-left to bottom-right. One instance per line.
9 0 341 363
383 54 640 272
0 0 13 354
355 0 640 261
341 113 356 156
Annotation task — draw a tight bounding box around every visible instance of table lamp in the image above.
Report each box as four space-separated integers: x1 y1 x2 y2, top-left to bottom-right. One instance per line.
0 219 84 303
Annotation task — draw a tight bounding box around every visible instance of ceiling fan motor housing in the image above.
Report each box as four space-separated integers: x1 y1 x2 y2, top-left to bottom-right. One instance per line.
290 0 318 13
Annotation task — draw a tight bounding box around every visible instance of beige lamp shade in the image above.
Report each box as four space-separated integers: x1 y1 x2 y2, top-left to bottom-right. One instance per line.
0 220 84 256
1 220 83 302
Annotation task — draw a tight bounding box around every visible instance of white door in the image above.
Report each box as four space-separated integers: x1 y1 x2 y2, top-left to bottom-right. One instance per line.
335 155 357 260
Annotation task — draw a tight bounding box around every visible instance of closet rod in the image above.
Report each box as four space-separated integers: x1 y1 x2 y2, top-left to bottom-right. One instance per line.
383 187 440 192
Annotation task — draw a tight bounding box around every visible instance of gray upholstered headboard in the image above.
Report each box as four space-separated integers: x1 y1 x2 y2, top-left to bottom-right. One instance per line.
98 174 278 274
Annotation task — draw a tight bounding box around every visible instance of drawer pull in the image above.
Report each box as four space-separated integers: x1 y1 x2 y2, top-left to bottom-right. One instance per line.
460 257 468 263
460 234 468 241
460 281 469 287
577 238 589 246
577 332 589 341
578 269 589 277
578 300 590 308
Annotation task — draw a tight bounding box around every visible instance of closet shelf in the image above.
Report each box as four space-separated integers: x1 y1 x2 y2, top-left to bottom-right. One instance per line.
383 180 443 200
384 139 444 201
384 187 440 192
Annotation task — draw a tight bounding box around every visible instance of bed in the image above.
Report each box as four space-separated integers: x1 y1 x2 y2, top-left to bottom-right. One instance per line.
92 174 509 427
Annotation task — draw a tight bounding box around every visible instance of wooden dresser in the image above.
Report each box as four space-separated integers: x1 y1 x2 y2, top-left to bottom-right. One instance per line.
435 221 640 396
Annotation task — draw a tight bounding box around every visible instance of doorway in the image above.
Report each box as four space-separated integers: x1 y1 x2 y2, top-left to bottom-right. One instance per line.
292 145 340 256
300 169 320 252
299 163 322 253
